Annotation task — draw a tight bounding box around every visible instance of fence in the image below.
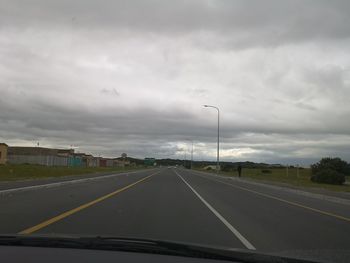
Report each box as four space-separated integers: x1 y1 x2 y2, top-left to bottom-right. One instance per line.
8 155 106 168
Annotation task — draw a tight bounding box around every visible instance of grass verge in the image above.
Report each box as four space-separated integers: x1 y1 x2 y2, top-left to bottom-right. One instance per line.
195 167 350 193
0 164 148 182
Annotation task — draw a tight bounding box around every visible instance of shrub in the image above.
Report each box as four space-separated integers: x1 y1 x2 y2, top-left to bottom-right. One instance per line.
261 169 272 174
311 169 345 185
311 157 349 175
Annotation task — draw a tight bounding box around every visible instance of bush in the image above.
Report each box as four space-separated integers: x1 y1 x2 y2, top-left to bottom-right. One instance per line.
311 157 349 175
261 169 272 174
311 169 345 185
310 157 349 185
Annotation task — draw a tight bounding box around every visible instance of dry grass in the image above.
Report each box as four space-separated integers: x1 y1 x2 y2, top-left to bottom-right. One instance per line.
199 167 350 193
0 164 145 182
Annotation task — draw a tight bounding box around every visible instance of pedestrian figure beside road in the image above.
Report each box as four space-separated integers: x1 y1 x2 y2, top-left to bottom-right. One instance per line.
237 164 242 177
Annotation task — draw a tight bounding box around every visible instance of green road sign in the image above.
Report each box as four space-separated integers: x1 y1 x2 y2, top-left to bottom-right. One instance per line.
144 158 155 166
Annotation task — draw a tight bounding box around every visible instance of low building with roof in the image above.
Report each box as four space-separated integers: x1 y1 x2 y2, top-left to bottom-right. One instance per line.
7 146 70 166
0 143 8 164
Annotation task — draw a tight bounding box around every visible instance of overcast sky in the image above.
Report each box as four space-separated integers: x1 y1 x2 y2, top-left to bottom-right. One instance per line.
1 0 350 165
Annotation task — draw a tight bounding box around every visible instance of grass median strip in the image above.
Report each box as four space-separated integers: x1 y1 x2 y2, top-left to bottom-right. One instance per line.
19 172 158 234
195 172 350 223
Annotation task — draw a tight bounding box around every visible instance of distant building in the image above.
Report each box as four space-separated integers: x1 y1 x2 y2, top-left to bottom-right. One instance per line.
57 149 75 157
114 158 131 167
98 158 113 167
99 158 107 167
0 143 8 164
83 154 95 167
73 153 98 167
93 157 101 167
2 144 132 168
8 146 59 156
7 146 71 166
106 158 114 167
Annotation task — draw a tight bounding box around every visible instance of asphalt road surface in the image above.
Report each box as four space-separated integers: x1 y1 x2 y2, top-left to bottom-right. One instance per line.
1 167 350 261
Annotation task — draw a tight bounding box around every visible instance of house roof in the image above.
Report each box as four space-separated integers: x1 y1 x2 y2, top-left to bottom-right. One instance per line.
57 149 75 154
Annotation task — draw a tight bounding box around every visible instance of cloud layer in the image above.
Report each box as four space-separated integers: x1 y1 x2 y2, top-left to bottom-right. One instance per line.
1 1 350 165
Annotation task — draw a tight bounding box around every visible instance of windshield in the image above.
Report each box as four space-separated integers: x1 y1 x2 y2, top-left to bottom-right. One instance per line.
1 1 350 263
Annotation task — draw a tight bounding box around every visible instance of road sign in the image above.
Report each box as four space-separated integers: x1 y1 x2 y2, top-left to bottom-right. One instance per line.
144 158 155 166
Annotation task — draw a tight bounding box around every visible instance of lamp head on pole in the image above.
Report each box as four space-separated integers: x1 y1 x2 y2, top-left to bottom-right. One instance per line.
203 104 219 112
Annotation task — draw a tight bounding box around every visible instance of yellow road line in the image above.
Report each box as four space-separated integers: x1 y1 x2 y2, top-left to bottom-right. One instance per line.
195 173 350 223
19 172 158 234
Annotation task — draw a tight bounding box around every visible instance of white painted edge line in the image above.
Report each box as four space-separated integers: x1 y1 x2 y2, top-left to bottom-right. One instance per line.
190 169 350 206
0 169 152 195
174 169 256 250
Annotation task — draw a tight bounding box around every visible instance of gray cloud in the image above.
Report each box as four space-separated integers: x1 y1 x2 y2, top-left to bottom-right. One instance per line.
100 88 120 96
1 1 350 165
1 1 350 47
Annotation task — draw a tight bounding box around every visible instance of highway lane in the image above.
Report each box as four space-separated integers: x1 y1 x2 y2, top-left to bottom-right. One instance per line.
0 169 158 234
188 170 350 217
179 169 350 252
33 167 247 248
1 167 350 256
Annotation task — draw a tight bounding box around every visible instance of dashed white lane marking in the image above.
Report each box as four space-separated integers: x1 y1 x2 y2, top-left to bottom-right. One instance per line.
174 169 256 250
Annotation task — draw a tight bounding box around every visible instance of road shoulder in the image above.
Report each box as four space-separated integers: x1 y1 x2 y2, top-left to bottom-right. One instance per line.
0 168 154 192
191 169 350 206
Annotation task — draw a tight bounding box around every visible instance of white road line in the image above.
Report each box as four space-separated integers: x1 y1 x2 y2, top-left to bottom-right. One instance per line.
174 169 256 250
0 169 153 195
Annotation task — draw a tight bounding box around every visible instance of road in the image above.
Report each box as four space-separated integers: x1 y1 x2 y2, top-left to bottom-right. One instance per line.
1 167 350 260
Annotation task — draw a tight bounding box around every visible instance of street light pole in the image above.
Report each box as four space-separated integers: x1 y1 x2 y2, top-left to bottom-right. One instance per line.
203 105 220 173
185 139 194 170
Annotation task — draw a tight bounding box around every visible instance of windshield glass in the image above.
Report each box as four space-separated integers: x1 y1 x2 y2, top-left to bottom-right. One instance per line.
1 1 350 262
